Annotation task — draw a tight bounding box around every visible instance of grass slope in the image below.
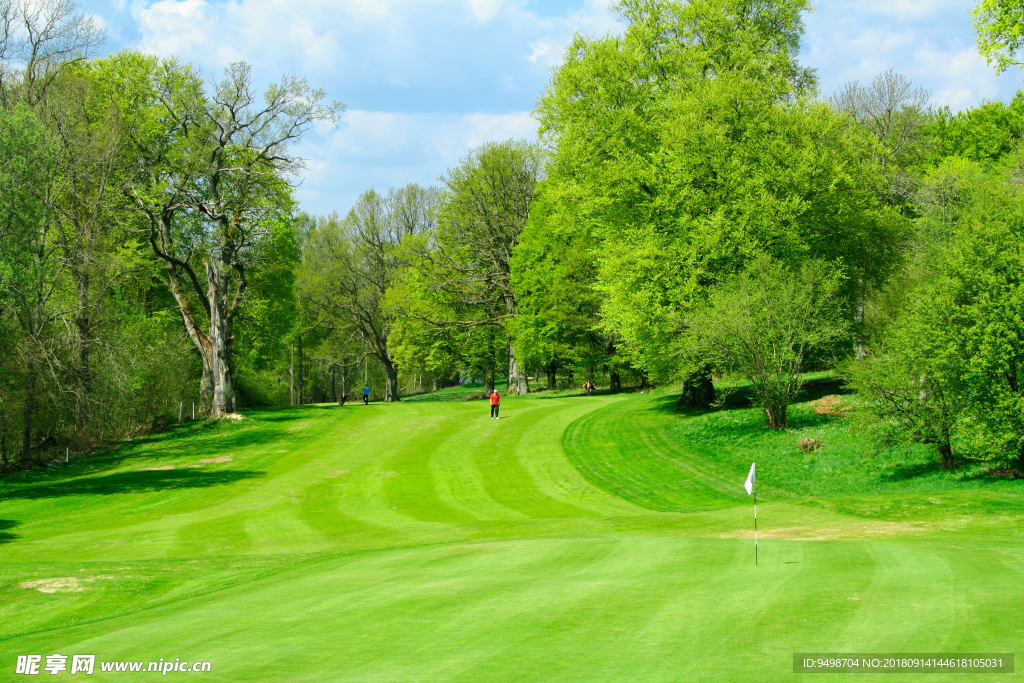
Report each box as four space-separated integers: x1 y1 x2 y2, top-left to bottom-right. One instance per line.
0 390 1022 681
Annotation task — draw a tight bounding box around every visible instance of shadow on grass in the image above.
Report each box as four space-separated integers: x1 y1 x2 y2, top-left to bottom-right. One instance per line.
2 469 264 500
0 519 19 545
879 459 947 482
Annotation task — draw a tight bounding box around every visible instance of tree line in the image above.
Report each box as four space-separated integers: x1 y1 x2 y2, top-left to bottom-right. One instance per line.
3 0 1024 475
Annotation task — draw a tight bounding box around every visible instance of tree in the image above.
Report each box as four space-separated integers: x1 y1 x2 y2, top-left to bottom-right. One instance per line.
973 0 1024 74
690 257 848 429
927 92 1024 164
418 139 544 396
115 55 341 416
510 181 610 391
852 151 1024 470
299 186 435 402
846 314 965 470
535 0 906 389
0 103 56 460
830 69 931 203
0 0 105 106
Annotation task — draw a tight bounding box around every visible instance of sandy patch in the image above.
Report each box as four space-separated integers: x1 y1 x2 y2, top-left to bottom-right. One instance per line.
220 413 246 421
20 578 86 593
135 466 175 472
198 456 233 464
717 521 930 541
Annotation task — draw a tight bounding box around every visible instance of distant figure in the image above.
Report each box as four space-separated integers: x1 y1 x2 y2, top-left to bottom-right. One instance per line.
338 394 349 406
490 390 500 419
363 385 370 405
584 380 595 396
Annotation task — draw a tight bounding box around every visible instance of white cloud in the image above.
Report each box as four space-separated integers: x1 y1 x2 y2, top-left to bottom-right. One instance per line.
914 44 1003 107
528 39 556 65
293 110 539 213
137 0 210 55
468 0 503 23
804 0 1022 109
849 0 963 19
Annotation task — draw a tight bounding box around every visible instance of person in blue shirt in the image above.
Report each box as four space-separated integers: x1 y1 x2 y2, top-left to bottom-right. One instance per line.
363 385 370 404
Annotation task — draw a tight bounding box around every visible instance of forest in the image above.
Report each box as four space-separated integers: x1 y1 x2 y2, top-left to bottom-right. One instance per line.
2 0 1024 476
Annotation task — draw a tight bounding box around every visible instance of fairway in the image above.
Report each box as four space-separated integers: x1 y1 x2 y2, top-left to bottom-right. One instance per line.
1 392 1022 682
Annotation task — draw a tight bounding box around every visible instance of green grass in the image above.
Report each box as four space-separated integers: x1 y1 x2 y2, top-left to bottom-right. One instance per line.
0 389 1022 681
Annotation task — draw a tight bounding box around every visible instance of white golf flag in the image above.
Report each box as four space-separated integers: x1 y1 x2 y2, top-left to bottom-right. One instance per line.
744 462 755 495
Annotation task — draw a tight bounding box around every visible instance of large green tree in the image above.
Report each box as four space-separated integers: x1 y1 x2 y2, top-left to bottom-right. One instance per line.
414 140 544 396
0 103 53 461
535 0 906 387
105 52 341 416
973 0 1024 74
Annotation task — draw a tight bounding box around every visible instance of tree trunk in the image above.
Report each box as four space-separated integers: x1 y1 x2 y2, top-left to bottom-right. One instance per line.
297 336 304 406
677 366 715 409
0 406 8 468
938 420 956 469
764 403 787 430
290 342 295 406
205 261 235 417
507 339 528 396
937 441 955 469
484 364 495 395
547 363 557 391
432 374 438 392
73 273 93 434
331 365 337 402
609 371 621 394
22 360 36 462
383 360 400 402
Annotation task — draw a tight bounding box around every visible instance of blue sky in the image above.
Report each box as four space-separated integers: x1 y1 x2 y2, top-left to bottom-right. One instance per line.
82 0 1024 216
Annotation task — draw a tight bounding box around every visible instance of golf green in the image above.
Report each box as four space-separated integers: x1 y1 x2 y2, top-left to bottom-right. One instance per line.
1 393 1021 681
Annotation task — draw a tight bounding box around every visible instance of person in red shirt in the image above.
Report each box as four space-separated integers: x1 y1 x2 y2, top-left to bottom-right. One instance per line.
490 390 500 419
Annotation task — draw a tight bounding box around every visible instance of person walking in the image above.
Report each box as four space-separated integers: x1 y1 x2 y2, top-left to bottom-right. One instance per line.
584 380 595 396
363 385 370 405
490 390 500 419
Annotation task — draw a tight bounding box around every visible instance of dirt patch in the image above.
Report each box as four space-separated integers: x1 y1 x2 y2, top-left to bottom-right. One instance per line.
220 413 247 421
198 456 233 464
810 395 851 416
135 465 175 472
717 520 930 541
20 578 86 593
326 469 349 478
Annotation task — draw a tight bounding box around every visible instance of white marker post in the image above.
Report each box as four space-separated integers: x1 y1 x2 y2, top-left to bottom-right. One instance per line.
744 462 757 566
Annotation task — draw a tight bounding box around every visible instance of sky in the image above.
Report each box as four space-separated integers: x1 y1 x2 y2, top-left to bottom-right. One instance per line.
80 0 1024 216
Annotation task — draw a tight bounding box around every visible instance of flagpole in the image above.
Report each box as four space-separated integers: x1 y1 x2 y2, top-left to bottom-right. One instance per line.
753 485 758 566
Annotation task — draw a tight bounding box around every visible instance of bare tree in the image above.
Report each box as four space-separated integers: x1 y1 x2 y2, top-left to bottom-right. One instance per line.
830 68 931 193
0 0 104 104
